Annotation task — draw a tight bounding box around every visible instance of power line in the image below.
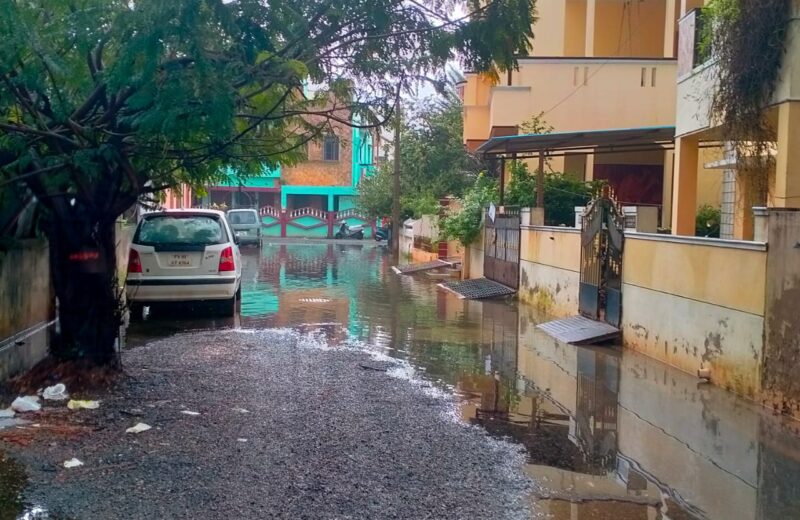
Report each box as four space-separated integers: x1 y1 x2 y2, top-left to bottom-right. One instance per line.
540 0 644 119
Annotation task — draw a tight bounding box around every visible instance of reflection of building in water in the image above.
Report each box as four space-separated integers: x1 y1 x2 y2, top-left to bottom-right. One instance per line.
506 309 800 520
275 287 349 341
241 244 383 336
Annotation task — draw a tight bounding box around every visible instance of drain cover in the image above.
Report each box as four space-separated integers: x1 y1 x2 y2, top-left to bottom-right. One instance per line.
438 278 516 299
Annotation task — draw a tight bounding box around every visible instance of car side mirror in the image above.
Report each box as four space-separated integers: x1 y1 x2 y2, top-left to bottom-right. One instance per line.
233 234 240 245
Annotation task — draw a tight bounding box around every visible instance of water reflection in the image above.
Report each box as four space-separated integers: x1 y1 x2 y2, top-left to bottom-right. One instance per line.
130 243 800 519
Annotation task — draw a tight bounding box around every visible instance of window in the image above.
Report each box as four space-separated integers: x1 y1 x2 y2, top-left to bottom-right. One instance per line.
323 135 340 161
227 210 257 225
136 215 226 245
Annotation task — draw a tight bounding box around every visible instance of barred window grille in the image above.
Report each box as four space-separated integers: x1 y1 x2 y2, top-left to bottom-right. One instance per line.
323 135 340 161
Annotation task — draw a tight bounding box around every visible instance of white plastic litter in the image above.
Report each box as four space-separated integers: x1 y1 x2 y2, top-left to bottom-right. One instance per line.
0 408 14 419
180 411 201 416
67 400 100 410
231 407 250 414
63 458 84 469
236 438 248 443
125 422 152 434
11 396 41 413
42 384 69 401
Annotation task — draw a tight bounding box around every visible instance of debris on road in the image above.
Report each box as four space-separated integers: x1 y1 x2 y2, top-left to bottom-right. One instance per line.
236 438 248 443
358 364 388 372
67 400 100 410
180 410 201 416
125 422 152 434
63 458 84 469
43 384 69 401
231 407 250 414
11 396 41 413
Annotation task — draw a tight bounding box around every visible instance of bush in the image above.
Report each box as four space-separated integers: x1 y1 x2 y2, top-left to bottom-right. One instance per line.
440 174 498 246
696 204 721 238
505 161 599 226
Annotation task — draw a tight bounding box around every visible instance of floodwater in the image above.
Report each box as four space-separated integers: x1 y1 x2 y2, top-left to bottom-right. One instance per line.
124 241 800 519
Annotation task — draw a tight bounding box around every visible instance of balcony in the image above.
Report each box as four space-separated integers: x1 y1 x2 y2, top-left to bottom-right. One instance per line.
675 8 717 137
488 58 677 135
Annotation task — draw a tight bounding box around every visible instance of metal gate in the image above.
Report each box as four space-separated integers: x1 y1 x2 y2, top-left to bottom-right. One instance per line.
579 191 624 327
484 207 521 290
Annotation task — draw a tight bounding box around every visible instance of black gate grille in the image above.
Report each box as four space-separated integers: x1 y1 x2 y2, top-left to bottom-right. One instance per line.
579 192 624 327
484 207 520 290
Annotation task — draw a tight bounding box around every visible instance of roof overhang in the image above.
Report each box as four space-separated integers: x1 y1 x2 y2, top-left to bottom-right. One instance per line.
476 126 677 159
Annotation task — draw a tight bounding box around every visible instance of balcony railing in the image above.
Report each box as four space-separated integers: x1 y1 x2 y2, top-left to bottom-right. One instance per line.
678 8 712 79
488 58 677 133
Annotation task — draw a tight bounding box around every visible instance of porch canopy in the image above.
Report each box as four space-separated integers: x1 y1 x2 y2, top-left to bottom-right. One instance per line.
475 125 676 159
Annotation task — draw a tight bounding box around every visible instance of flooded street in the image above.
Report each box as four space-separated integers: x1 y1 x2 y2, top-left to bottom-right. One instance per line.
128 242 800 519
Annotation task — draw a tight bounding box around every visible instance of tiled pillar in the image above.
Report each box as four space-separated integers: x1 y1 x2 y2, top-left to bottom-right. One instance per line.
664 0 677 57
771 101 800 208
671 135 699 235
585 0 596 57
661 150 674 229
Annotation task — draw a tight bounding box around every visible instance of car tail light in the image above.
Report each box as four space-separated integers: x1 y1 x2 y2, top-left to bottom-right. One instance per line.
127 249 142 273
218 246 235 272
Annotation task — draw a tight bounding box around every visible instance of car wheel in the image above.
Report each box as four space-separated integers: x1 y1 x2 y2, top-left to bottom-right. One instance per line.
217 296 236 317
129 303 144 322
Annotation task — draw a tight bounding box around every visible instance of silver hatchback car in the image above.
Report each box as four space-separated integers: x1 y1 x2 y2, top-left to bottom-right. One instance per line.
226 209 262 246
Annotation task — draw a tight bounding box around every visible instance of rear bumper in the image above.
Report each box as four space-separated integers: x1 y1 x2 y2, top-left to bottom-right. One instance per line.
237 235 261 244
127 276 238 302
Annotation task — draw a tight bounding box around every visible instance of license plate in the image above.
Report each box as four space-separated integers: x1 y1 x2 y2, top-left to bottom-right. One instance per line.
168 254 192 267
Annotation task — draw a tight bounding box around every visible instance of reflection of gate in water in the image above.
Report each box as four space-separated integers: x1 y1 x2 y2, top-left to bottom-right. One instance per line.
574 348 620 472
484 207 521 289
579 190 625 328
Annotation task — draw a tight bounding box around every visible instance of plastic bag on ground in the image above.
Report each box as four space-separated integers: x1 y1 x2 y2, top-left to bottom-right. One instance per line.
43 384 69 401
125 422 152 434
11 396 41 413
67 400 100 410
63 458 84 469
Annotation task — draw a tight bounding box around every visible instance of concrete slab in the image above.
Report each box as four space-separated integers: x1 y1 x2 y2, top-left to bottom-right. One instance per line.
438 278 516 300
537 315 620 345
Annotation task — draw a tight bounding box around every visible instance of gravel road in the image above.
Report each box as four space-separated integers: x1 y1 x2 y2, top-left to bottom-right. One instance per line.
4 328 531 519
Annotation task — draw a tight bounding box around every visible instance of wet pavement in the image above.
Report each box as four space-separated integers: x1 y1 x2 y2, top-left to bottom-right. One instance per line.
4 241 800 519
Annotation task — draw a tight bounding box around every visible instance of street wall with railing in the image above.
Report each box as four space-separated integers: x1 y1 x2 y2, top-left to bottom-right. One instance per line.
518 225 581 317
467 212 778 405
0 223 134 382
0 239 53 381
622 233 767 400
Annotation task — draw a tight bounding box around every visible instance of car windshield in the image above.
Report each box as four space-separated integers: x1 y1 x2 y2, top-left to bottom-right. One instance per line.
136 215 226 245
228 211 257 225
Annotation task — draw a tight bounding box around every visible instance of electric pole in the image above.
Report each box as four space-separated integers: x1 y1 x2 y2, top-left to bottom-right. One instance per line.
391 103 402 259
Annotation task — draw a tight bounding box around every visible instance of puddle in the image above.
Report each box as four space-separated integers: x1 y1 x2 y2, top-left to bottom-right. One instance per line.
127 242 800 519
0 452 26 520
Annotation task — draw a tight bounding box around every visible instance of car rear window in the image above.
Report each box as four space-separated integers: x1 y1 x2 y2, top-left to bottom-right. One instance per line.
228 211 257 225
135 215 227 245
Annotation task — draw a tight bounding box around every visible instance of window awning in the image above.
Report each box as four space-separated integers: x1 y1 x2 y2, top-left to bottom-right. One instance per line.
476 126 677 158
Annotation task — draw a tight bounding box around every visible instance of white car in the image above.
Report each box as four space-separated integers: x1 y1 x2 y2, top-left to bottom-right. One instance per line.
126 209 242 317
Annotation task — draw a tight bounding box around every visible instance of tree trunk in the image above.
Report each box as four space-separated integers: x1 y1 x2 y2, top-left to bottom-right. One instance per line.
391 104 402 261
45 212 122 366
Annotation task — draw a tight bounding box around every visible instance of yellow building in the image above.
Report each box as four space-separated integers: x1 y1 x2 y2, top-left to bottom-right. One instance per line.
462 0 687 224
672 0 800 239
461 1 800 415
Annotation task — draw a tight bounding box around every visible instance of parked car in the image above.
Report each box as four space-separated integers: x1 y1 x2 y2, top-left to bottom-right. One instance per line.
226 208 262 246
126 209 242 317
